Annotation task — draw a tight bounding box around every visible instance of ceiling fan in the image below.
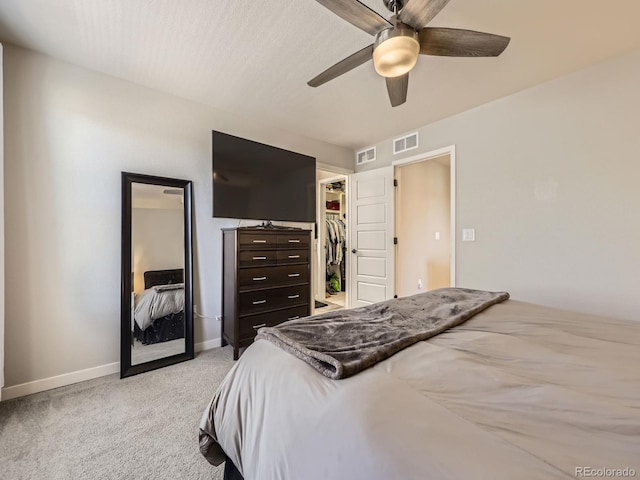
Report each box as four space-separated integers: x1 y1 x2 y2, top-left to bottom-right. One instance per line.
307 0 511 107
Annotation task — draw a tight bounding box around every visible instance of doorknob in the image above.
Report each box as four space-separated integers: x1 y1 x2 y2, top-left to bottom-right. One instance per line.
352 248 357 254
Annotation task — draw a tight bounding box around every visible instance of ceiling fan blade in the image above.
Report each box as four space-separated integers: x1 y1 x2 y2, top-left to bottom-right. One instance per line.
315 0 391 35
419 28 510 57
398 0 451 30
308 44 374 87
386 74 409 107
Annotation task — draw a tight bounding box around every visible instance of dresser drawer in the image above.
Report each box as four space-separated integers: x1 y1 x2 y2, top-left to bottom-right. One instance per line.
239 250 277 267
239 232 277 250
278 264 309 285
239 284 309 315
277 232 310 248
239 267 280 289
276 249 309 265
239 290 275 314
276 284 309 308
239 305 309 340
239 265 308 289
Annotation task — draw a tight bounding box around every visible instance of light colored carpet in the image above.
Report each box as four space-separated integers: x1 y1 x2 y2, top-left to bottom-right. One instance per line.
0 347 235 480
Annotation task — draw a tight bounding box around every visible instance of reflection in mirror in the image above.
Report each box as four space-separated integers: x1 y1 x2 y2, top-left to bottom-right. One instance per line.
121 173 193 378
131 183 186 365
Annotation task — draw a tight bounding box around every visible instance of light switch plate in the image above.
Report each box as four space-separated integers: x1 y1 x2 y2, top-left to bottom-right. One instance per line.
462 228 475 242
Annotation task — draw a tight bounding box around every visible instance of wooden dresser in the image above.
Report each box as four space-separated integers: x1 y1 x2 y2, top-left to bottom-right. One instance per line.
221 227 312 359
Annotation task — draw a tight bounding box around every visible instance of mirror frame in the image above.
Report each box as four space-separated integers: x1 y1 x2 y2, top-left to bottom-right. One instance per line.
120 172 194 378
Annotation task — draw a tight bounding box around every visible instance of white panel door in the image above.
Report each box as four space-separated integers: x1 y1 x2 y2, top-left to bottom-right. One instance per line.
348 167 395 308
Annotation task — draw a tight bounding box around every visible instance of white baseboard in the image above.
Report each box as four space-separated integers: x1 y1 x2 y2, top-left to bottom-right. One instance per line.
1 337 222 401
195 337 222 352
1 362 120 401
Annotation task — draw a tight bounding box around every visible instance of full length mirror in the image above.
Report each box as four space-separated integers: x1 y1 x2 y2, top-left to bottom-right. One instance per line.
121 172 194 378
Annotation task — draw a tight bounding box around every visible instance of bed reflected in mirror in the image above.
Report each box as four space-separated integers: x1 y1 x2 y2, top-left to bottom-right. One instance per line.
121 173 194 378
131 182 186 365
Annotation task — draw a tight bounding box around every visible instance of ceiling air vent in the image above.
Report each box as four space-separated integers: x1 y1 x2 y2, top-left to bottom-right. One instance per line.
356 146 376 165
393 132 419 155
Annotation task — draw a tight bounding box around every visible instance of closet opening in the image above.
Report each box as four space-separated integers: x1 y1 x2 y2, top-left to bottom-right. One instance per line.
315 171 348 313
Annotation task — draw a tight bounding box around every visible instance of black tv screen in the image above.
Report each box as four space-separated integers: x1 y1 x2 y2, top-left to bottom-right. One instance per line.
212 131 316 223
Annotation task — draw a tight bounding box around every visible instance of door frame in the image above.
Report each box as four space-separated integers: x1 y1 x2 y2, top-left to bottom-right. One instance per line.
392 145 457 288
316 164 353 312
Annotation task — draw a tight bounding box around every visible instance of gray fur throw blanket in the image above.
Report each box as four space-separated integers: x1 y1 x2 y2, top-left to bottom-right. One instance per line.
256 288 509 379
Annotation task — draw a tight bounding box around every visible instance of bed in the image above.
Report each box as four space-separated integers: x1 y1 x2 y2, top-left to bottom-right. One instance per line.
199 289 640 480
133 269 185 345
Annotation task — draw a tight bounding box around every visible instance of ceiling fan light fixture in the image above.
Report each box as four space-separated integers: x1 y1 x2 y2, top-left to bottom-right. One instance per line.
373 25 419 78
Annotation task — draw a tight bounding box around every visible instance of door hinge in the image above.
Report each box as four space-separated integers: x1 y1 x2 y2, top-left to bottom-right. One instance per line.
393 179 398 187
393 237 398 245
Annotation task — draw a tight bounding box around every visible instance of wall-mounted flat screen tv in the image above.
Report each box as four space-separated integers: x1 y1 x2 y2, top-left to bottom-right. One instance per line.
212 131 316 223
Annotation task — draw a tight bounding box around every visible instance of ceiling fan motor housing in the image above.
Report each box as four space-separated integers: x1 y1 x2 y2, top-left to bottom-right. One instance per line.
382 0 404 13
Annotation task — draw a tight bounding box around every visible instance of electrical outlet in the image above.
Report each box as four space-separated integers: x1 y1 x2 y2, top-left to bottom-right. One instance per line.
418 278 423 289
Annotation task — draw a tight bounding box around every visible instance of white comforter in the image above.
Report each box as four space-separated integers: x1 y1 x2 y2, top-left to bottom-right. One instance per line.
134 284 184 331
200 300 640 479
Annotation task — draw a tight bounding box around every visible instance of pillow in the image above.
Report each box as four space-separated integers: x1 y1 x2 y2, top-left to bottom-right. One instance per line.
154 283 184 292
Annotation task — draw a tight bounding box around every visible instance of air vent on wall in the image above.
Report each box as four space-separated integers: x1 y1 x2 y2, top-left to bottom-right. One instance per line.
393 132 419 155
356 146 376 165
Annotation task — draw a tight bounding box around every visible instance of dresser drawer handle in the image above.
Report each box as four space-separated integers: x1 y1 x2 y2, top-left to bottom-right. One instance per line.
252 323 267 330
252 240 267 243
288 316 300 321
288 294 300 299
287 273 301 278
252 256 267 260
252 300 267 305
288 255 300 259
252 276 267 281
287 239 300 243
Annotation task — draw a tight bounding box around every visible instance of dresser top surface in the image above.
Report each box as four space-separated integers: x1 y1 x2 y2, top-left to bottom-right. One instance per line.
221 227 311 233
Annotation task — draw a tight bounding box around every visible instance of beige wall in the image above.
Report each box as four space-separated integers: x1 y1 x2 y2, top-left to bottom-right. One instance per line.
2 44 352 390
396 158 451 297
0 44 5 397
356 47 640 321
132 208 184 294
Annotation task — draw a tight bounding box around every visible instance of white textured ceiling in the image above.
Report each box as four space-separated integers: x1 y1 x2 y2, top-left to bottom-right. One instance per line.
1 1 640 149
